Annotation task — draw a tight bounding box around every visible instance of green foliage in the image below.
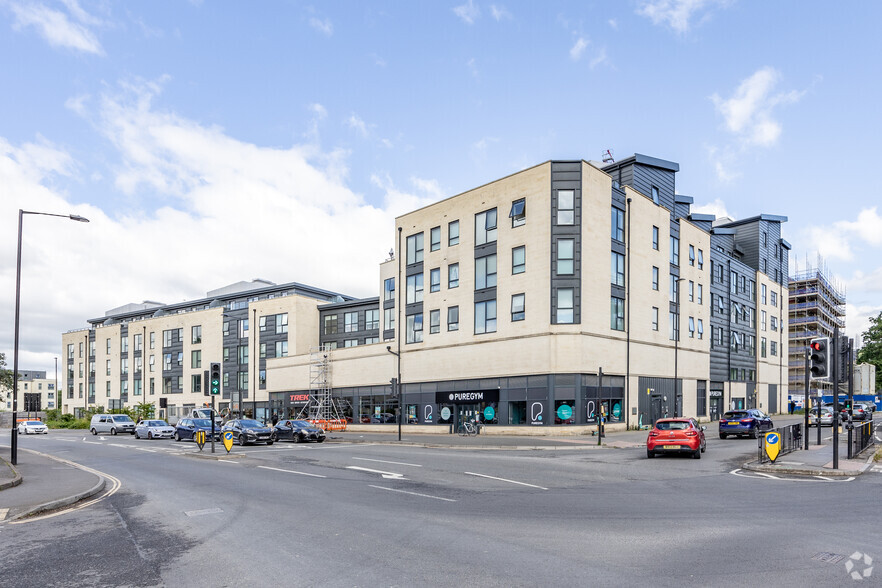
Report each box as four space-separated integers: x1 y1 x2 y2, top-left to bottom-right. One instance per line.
133 402 156 421
0 351 13 395
857 311 882 393
45 417 89 429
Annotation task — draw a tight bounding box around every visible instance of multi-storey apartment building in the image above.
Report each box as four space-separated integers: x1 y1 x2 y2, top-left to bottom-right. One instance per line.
1 370 57 412
62 154 790 430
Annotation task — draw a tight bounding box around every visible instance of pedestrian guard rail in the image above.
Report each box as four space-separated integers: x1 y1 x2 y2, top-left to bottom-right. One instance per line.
757 423 802 464
847 420 874 459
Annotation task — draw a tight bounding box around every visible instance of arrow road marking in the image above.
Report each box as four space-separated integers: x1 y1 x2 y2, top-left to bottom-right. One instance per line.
369 485 456 502
346 466 406 480
464 472 548 490
352 457 422 467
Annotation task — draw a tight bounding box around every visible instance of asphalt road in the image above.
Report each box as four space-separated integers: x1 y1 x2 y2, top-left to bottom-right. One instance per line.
1 422 880 587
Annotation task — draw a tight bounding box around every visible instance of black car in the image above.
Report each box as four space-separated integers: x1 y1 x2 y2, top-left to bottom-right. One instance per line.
222 419 275 446
272 419 326 443
174 418 221 442
718 409 774 439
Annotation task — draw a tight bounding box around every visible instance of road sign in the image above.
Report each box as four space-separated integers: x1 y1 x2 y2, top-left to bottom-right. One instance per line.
764 431 781 463
222 430 234 453
194 430 206 450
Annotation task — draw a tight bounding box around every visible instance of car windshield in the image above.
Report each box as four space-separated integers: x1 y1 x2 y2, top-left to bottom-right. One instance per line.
26 421 43 425
723 412 749 419
192 419 212 427
113 415 134 422
292 420 312 427
656 421 689 430
147 420 168 427
239 419 264 428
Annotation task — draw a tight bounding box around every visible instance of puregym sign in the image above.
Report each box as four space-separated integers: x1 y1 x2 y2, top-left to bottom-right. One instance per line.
435 390 500 404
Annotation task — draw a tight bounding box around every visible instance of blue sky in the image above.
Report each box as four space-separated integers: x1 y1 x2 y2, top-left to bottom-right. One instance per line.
1 0 881 376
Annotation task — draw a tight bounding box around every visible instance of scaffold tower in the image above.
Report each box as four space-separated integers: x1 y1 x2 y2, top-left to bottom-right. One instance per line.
296 346 348 422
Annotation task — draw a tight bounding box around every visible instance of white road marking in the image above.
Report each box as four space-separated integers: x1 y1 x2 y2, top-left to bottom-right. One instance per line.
369 485 456 502
10 461 122 525
352 457 422 467
257 466 326 478
729 468 855 483
776 461 804 465
184 507 224 517
0 509 7 521
82 441 103 445
464 472 548 490
347 466 406 480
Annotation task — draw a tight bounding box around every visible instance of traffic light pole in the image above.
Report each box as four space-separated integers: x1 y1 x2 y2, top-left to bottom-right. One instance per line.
803 349 809 450
832 326 839 470
211 395 216 454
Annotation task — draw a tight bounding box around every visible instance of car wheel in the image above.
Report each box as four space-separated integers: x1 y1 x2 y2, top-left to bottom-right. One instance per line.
266 440 274 446
647 449 654 459
238 434 246 446
147 432 153 440
693 447 701 459
135 431 140 439
750 429 758 439
293 435 301 443
91 428 97 435
174 432 181 442
110 428 117 436
701 442 706 453
317 438 325 443
719 433 726 439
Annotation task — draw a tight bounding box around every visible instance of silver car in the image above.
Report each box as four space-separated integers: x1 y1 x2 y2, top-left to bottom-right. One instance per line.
135 419 175 439
17 420 48 434
808 406 834 427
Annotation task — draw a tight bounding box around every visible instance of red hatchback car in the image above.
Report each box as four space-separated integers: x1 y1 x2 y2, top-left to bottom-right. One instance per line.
646 418 707 459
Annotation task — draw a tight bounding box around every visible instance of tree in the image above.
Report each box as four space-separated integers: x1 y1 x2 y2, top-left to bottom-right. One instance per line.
0 352 13 400
856 311 882 394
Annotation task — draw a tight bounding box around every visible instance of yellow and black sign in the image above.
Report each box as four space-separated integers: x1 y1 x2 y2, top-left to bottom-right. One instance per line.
194 430 206 450
764 431 781 463
222 431 234 453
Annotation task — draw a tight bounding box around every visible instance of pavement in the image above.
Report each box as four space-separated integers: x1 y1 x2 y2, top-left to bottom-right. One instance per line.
1 418 878 522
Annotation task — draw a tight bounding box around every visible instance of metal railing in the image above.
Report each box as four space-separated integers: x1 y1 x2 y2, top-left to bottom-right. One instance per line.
847 420 875 459
757 424 803 464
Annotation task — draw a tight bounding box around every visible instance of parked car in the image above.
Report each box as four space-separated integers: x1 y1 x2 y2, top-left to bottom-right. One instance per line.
90 413 136 435
371 413 396 423
17 420 48 435
808 406 834 427
841 403 869 422
135 419 175 439
646 418 706 459
272 419 326 443
222 418 274 445
718 409 774 439
174 418 221 442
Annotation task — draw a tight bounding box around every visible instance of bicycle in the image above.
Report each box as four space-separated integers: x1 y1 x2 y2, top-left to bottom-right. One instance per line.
457 420 477 436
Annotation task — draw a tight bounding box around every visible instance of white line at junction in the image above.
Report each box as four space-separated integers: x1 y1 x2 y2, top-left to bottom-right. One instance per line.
352 457 423 467
368 485 456 502
464 472 548 490
258 465 326 478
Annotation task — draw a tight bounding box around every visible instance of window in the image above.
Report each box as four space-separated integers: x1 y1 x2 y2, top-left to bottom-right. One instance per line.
761 310 767 331
670 274 679 302
238 372 248 391
223 321 230 336
406 313 424 343
511 294 525 321
689 245 695 266
191 374 201 394
557 190 575 225
669 312 679 341
697 249 704 270
260 316 268 332
762 258 768 273
557 239 574 275
652 226 659 250
510 199 526 227
236 345 248 365
611 207 624 241
611 251 625 286
192 325 202 344
770 316 778 331
652 307 659 331
176 352 183 367
384 278 395 301
275 341 288 357
121 337 128 353
324 315 339 335
448 306 459 331
761 283 767 304
366 309 379 330
475 300 497 334
192 350 201 369
406 232 424 264
121 358 128 375
651 185 660 204
770 340 778 356
762 231 768 247
448 263 459 288
106 381 111 397
344 339 358 348
670 236 680 266
106 338 111 354
761 337 767 358
429 309 441 334
364 337 379 345
688 316 695 338
512 246 525 274
771 291 778 306
406 273 424 303
67 343 74 359
475 208 498 245
475 254 497 289
688 280 694 302
134 334 142 352
163 354 172 371
740 275 746 293
730 271 738 295
149 355 155 372
430 268 441 293
106 359 111 376
652 266 659 290
344 312 358 333
260 343 266 359
384 308 395 331
163 329 173 347
149 333 154 350
276 313 288 334
749 281 756 302
448 220 459 246
238 320 248 338
224 347 231 361
430 226 441 251
611 297 625 331
697 319 704 339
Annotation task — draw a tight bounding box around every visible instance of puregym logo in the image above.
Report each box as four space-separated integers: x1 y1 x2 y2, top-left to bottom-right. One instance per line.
845 552 873 581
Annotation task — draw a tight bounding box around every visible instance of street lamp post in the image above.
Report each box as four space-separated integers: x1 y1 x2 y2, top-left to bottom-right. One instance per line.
673 277 686 418
11 209 89 465
386 346 402 441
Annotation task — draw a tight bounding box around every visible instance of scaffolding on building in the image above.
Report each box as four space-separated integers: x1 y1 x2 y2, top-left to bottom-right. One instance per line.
295 346 349 430
788 255 846 398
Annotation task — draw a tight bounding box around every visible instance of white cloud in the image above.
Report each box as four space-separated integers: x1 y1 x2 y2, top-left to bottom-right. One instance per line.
589 47 609 69
801 207 882 263
467 57 479 79
346 113 369 138
0 80 439 373
7 0 104 54
570 37 589 61
608 18 618 30
711 67 804 148
690 198 730 220
490 4 511 21
470 136 498 165
453 0 480 25
636 0 724 34
309 17 333 36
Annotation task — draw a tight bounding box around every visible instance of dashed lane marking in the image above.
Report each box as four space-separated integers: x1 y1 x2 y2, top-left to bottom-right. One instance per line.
352 457 423 467
0 509 8 521
464 472 548 490
257 465 326 478
368 485 456 502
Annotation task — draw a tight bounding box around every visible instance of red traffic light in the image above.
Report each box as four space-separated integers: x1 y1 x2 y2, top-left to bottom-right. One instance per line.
810 340 825 352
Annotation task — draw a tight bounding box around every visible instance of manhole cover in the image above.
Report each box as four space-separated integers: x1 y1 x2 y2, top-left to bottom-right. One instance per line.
812 552 845 564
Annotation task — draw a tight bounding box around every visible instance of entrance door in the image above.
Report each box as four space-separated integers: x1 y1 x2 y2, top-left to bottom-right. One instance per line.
456 404 479 429
709 397 723 422
650 395 664 425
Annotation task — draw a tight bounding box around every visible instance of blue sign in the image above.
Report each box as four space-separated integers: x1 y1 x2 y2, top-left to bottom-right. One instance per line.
764 431 781 462
557 404 573 420
483 406 495 421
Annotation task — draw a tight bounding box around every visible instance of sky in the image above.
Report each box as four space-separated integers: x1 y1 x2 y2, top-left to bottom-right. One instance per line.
1 0 881 378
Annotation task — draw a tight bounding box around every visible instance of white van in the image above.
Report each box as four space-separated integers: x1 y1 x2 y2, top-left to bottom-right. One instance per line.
90 413 136 435
190 408 223 428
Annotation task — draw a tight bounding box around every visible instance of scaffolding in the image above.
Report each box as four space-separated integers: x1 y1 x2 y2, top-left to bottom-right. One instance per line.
296 346 349 429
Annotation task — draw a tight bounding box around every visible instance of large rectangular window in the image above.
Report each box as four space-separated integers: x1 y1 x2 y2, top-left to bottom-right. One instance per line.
406 313 424 343
275 341 288 357
448 220 459 246
344 312 358 333
557 190 575 225
611 207 625 242
406 273 424 303
512 246 525 274
163 329 173 347
611 251 625 286
406 232 424 264
652 266 659 290
366 309 379 330
557 288 574 324
557 239 574 275
429 309 441 334
384 278 395 301
384 308 395 331
238 345 248 364
430 226 441 251
475 254 497 289
669 312 679 341
448 263 459 288
652 307 659 331
510 199 526 227
191 350 201 369
475 208 498 246
670 236 680 266
688 245 695 266
475 300 497 334
447 306 459 331
430 268 441 292
275 313 288 334
191 325 202 344
511 294 525 322
611 297 625 331
324 315 338 335
652 226 659 250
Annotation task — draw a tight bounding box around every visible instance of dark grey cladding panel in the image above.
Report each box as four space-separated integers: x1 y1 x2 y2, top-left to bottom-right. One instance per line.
474 242 496 257
383 298 395 310
674 203 691 220
553 171 581 182
405 262 424 277
474 288 497 304
551 162 582 325
405 301 423 315
632 165 676 215
611 284 625 299
611 241 625 255
670 219 680 237
551 161 581 172
612 188 627 208
383 329 395 340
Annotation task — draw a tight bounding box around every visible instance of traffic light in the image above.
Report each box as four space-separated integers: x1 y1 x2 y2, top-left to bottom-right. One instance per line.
210 362 221 395
809 337 829 381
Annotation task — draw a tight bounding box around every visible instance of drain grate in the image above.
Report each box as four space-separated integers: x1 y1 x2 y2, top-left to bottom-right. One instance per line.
812 552 845 564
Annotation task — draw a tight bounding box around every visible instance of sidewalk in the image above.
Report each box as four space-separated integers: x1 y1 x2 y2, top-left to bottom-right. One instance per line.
741 426 878 476
0 447 105 522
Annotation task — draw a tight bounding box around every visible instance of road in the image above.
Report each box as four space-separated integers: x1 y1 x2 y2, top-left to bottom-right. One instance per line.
1 420 880 587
